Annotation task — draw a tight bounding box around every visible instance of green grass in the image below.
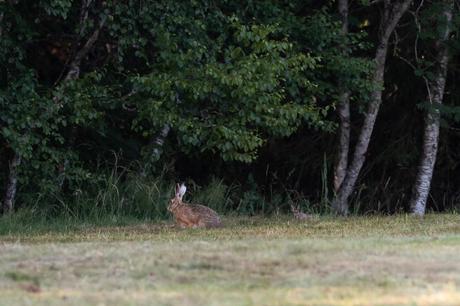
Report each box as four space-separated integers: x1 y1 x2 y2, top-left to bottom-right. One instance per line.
0 214 460 305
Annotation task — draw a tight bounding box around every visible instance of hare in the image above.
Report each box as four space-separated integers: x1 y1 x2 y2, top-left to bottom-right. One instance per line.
168 183 222 228
290 204 312 221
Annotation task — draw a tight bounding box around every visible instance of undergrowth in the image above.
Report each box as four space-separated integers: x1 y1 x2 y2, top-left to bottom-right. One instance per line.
5 163 455 232
7 165 331 226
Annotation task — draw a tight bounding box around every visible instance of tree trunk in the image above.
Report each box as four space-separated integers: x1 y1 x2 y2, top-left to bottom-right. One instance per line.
2 153 21 213
332 0 412 215
1 11 20 214
334 0 351 192
150 124 171 161
140 92 182 175
140 124 171 176
409 0 453 216
62 14 107 82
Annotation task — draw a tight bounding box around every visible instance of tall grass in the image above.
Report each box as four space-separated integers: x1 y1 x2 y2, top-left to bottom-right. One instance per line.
190 178 235 213
61 168 173 220
3 170 315 230
0 167 174 234
1 156 365 229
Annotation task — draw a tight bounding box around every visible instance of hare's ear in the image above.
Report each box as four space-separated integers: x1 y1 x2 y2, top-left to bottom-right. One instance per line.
175 183 180 197
178 183 187 199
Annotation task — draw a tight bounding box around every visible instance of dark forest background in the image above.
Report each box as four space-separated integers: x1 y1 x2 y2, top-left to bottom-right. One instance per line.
1 0 459 220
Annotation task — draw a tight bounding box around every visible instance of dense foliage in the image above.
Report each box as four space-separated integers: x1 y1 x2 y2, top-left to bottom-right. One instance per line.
0 0 459 217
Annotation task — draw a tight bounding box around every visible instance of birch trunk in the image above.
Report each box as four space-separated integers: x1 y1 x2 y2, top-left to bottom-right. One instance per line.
332 0 413 215
141 92 181 173
150 124 171 161
334 0 351 192
409 0 453 216
62 15 106 82
140 124 171 176
0 11 21 214
2 153 21 213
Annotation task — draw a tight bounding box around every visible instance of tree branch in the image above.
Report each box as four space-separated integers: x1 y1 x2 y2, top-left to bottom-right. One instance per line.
63 14 107 82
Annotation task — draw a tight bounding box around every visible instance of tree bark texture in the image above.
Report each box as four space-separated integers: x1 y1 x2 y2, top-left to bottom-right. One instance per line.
140 124 171 176
142 92 182 170
332 0 413 215
2 153 22 213
150 124 171 161
334 0 351 192
409 0 453 216
63 14 107 82
1 11 20 213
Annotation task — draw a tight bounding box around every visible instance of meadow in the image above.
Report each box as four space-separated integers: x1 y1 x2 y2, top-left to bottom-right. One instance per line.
0 214 459 306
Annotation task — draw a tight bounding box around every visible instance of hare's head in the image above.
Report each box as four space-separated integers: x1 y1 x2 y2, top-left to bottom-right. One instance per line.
290 204 299 213
168 183 187 212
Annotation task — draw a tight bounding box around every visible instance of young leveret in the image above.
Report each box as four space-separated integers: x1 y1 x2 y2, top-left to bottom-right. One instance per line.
168 183 222 228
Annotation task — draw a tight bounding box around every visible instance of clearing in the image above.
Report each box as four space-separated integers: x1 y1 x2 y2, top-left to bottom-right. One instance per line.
0 214 460 305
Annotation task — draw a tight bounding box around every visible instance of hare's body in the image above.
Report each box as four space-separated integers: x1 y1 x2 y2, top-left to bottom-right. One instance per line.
170 202 222 228
290 204 312 221
168 184 222 228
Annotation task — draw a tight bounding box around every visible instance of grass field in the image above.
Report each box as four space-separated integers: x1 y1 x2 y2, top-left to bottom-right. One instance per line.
0 214 459 305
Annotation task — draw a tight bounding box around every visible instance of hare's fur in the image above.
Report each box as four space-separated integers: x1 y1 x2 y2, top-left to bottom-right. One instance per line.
290 204 312 221
168 183 222 228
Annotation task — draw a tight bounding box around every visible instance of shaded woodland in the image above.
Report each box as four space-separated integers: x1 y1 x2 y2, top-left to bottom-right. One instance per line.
1 0 460 218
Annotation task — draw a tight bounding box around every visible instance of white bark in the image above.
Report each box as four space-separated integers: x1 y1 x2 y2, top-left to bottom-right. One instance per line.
150 124 171 161
2 153 21 213
1 11 20 213
139 124 171 175
63 14 107 82
142 93 182 172
410 0 453 216
332 0 413 215
334 0 351 192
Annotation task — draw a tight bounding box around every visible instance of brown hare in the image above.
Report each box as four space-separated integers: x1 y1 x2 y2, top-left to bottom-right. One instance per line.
168 183 222 228
290 204 312 221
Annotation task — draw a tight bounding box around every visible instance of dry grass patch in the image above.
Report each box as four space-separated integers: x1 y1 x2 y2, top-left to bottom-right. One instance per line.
0 214 459 305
